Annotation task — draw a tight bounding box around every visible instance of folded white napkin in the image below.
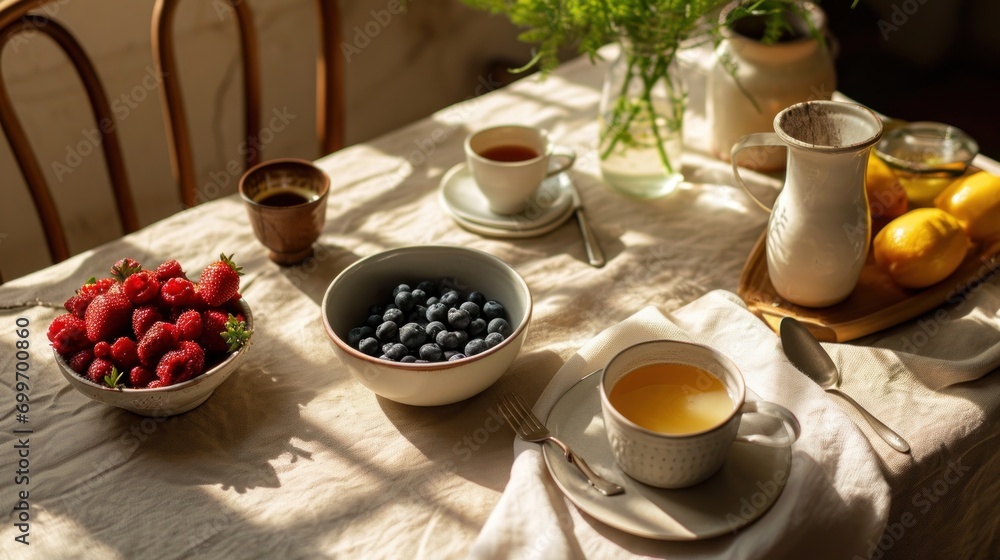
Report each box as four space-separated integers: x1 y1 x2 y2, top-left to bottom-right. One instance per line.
470 290 891 560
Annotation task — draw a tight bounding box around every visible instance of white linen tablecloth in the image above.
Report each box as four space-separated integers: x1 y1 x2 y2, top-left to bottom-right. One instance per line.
2 45 1000 559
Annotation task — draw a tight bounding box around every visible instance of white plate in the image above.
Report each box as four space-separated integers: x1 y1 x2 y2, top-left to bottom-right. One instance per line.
448 202 576 239
439 162 573 231
542 371 792 541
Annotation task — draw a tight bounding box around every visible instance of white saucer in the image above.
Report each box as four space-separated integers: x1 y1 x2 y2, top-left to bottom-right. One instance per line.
542 371 792 541
439 162 574 232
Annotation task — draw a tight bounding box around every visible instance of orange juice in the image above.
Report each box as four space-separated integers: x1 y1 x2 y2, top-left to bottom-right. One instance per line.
609 363 733 434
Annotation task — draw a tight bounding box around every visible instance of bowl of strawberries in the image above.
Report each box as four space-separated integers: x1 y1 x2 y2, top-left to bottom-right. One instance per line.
48 254 254 416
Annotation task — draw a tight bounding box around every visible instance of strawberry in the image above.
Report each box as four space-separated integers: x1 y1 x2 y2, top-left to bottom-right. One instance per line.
200 309 231 354
132 306 163 340
77 277 116 299
123 271 160 305
129 366 157 388
155 259 186 281
47 314 90 355
160 277 196 307
175 309 203 341
93 341 111 358
84 293 133 342
197 253 242 307
110 258 143 282
156 340 206 385
137 321 178 366
87 358 114 384
67 349 94 374
110 337 140 370
147 380 168 389
221 314 253 353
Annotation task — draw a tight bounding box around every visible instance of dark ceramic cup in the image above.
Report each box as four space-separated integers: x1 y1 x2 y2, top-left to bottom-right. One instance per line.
239 158 330 265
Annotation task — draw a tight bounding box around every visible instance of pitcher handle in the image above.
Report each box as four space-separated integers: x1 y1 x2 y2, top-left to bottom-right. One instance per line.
731 132 785 213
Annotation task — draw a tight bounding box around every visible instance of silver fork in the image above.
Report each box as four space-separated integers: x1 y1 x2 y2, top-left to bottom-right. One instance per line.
498 392 624 496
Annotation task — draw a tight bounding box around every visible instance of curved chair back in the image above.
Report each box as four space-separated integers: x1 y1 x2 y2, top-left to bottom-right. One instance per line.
0 0 139 277
152 0 343 208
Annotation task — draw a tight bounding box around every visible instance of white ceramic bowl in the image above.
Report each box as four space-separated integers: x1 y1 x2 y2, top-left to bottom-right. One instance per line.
55 300 254 416
321 245 532 406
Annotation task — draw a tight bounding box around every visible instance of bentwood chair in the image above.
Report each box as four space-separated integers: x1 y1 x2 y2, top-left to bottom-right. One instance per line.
152 0 344 208
0 0 140 281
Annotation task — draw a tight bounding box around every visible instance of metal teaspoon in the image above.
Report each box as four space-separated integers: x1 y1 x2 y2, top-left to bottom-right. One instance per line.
779 317 911 454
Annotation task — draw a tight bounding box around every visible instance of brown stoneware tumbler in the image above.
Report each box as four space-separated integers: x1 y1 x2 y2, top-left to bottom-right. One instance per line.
239 158 330 265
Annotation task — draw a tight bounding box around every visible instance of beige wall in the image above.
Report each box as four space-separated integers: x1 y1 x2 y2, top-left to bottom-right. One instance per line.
0 0 531 281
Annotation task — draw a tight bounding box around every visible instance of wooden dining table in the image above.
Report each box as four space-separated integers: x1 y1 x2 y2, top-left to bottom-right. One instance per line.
2 44 1000 559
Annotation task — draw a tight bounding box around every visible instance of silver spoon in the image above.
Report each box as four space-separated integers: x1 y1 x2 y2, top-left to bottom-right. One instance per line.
779 317 911 454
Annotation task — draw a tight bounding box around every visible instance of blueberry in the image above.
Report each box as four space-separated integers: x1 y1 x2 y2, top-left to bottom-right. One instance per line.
415 359 429 363
407 307 427 324
447 308 471 330
447 353 467 361
399 323 427 349
359 337 380 356
426 302 448 323
485 332 505 348
425 321 447 339
483 301 505 321
419 343 443 362
348 326 374 347
468 318 487 337
436 330 460 349
453 330 469 348
392 284 411 297
467 291 487 306
465 338 489 356
459 301 480 319
385 343 409 361
383 307 405 326
488 318 512 337
366 314 383 329
376 321 398 341
416 280 437 295
394 291 415 312
440 290 460 308
425 296 439 306
400 355 418 363
382 342 395 354
411 289 428 306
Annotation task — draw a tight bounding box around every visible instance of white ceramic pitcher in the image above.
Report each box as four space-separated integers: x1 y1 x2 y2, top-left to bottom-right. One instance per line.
732 100 883 308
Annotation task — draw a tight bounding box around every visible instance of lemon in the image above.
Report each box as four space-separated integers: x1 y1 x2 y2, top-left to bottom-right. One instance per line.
934 171 1000 241
873 208 970 289
866 155 908 221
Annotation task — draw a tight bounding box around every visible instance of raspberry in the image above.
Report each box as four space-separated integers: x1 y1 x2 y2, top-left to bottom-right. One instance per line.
87 358 114 384
160 277 196 307
155 259 186 281
123 271 160 305
77 277 116 299
175 310 203 341
156 341 205 385
200 309 230 354
47 314 90 355
63 294 92 319
67 349 94 374
132 306 163 340
147 379 168 389
137 322 178 366
93 341 111 358
129 366 157 388
110 337 140 370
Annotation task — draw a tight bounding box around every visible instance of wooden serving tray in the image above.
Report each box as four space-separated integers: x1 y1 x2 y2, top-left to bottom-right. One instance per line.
738 229 1000 342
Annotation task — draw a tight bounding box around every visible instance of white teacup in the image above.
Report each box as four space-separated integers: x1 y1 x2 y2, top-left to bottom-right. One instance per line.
465 124 576 215
600 340 800 489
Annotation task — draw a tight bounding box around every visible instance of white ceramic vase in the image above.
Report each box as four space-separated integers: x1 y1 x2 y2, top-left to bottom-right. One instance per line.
707 1 836 172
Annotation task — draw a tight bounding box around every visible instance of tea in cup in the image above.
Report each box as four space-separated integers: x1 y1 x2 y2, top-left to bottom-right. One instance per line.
465 124 576 215
239 158 330 265
600 340 800 489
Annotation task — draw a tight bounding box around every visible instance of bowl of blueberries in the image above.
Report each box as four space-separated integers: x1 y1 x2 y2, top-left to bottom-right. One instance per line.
321 245 532 406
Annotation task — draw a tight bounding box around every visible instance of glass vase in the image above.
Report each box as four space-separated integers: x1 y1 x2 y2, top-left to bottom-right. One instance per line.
598 42 686 198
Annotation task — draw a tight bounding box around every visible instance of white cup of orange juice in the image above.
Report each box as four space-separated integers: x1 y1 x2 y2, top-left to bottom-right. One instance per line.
600 340 800 489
